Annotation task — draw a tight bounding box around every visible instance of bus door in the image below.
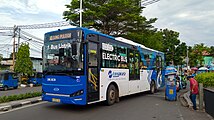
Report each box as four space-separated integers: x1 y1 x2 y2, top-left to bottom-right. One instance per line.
87 41 100 102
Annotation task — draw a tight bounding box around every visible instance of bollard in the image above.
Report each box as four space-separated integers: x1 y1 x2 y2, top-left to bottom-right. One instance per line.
199 83 203 111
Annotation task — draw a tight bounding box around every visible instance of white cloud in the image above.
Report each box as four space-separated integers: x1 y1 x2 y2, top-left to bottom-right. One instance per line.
0 0 71 58
143 0 214 46
35 0 70 14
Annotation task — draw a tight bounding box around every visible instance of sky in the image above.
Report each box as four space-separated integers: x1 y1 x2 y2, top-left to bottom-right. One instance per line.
143 0 214 47
0 0 213 58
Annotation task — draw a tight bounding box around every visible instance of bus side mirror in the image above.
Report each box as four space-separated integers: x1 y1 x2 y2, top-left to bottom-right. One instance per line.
72 43 77 55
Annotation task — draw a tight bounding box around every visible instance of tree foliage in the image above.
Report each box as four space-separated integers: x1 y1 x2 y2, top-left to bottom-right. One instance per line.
159 29 184 65
209 46 214 56
0 55 2 63
14 43 33 76
63 0 157 36
189 43 210 66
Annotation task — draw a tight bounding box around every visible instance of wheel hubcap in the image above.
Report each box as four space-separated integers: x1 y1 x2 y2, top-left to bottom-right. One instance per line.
109 89 115 101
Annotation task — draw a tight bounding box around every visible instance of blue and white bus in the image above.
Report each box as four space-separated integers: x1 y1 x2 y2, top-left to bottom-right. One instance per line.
42 28 165 105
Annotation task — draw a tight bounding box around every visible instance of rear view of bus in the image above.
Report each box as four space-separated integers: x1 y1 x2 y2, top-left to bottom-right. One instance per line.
42 28 87 105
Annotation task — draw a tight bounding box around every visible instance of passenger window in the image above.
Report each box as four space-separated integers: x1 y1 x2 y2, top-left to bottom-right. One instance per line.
135 51 140 79
128 50 135 80
4 74 9 80
88 42 98 66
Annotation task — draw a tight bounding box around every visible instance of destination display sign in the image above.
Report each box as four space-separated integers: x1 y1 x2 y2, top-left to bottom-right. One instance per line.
49 33 72 41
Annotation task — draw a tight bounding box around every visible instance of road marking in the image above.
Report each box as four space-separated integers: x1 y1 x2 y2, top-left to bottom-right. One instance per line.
0 101 47 115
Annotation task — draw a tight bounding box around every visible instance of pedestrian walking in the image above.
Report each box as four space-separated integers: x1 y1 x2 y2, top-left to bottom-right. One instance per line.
187 76 199 110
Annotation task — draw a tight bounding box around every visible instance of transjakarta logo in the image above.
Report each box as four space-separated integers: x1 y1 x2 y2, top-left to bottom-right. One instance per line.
108 70 126 78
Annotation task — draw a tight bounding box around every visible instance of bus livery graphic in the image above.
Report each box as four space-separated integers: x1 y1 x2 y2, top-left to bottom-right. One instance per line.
42 28 165 105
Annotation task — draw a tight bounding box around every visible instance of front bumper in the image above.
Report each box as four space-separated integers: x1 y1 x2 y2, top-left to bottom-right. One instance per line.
42 93 86 105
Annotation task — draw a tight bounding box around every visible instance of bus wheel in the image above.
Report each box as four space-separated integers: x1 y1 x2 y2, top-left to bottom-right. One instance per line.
150 81 155 94
14 86 18 89
3 86 8 91
115 88 120 103
106 84 116 105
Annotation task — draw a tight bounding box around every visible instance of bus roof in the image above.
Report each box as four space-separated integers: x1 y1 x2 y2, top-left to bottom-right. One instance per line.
45 27 115 40
45 27 164 55
115 37 164 55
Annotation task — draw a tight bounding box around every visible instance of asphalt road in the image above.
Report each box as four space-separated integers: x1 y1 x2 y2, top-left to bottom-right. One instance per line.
0 86 42 97
0 89 212 120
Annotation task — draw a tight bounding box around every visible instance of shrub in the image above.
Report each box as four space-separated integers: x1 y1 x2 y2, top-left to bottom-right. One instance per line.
195 72 214 87
0 92 42 103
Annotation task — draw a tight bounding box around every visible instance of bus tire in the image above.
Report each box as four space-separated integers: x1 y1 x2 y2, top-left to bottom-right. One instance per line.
150 81 156 94
3 86 8 91
106 84 116 105
115 88 120 103
14 86 18 89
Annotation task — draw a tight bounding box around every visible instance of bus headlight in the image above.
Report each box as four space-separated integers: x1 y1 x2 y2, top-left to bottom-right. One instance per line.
70 90 84 97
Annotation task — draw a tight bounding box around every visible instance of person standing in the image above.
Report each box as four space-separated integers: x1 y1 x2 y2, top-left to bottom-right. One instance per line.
187 76 199 110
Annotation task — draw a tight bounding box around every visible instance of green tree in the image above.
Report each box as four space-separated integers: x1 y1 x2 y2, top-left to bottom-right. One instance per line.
209 46 214 56
122 29 163 51
193 43 209 66
188 46 197 67
0 55 2 63
63 0 157 36
160 29 180 64
188 43 210 67
14 43 33 76
174 42 187 66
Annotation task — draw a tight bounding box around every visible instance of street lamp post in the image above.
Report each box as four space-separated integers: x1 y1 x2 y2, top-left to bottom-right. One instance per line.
186 48 189 69
80 0 82 27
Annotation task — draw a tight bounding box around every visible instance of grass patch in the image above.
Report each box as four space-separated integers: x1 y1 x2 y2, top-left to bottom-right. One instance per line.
0 92 42 104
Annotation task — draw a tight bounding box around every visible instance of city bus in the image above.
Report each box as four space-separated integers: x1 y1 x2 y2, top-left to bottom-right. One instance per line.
42 27 165 105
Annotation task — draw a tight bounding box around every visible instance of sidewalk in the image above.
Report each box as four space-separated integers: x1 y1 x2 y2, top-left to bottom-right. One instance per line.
0 96 42 111
179 90 204 110
179 90 214 120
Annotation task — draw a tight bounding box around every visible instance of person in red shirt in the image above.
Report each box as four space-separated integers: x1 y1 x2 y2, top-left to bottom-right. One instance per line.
187 76 199 110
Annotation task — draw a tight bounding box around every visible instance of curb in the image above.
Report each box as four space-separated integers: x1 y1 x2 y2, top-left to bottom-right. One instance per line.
179 90 189 107
0 97 42 112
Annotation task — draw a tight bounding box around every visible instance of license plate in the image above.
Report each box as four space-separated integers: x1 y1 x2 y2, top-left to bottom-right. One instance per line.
169 89 173 94
52 98 60 103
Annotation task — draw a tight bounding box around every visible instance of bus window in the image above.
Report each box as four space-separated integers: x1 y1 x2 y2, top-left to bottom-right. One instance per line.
4 74 9 80
0 74 3 80
128 49 135 80
117 46 128 68
88 42 98 66
144 54 150 68
102 43 118 68
135 51 140 79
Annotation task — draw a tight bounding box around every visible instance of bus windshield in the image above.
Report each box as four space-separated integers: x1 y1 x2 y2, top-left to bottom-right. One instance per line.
44 38 84 76
0 74 4 80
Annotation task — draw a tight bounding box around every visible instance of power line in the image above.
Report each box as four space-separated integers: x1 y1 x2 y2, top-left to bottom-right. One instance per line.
20 30 43 42
19 34 43 44
0 21 71 30
141 0 160 7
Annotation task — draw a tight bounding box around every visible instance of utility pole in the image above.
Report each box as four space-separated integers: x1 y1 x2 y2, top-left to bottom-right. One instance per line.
186 48 189 70
80 0 82 27
17 28 21 51
12 25 17 71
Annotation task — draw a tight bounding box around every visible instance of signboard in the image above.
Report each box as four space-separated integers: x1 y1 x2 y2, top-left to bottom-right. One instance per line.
49 33 72 41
